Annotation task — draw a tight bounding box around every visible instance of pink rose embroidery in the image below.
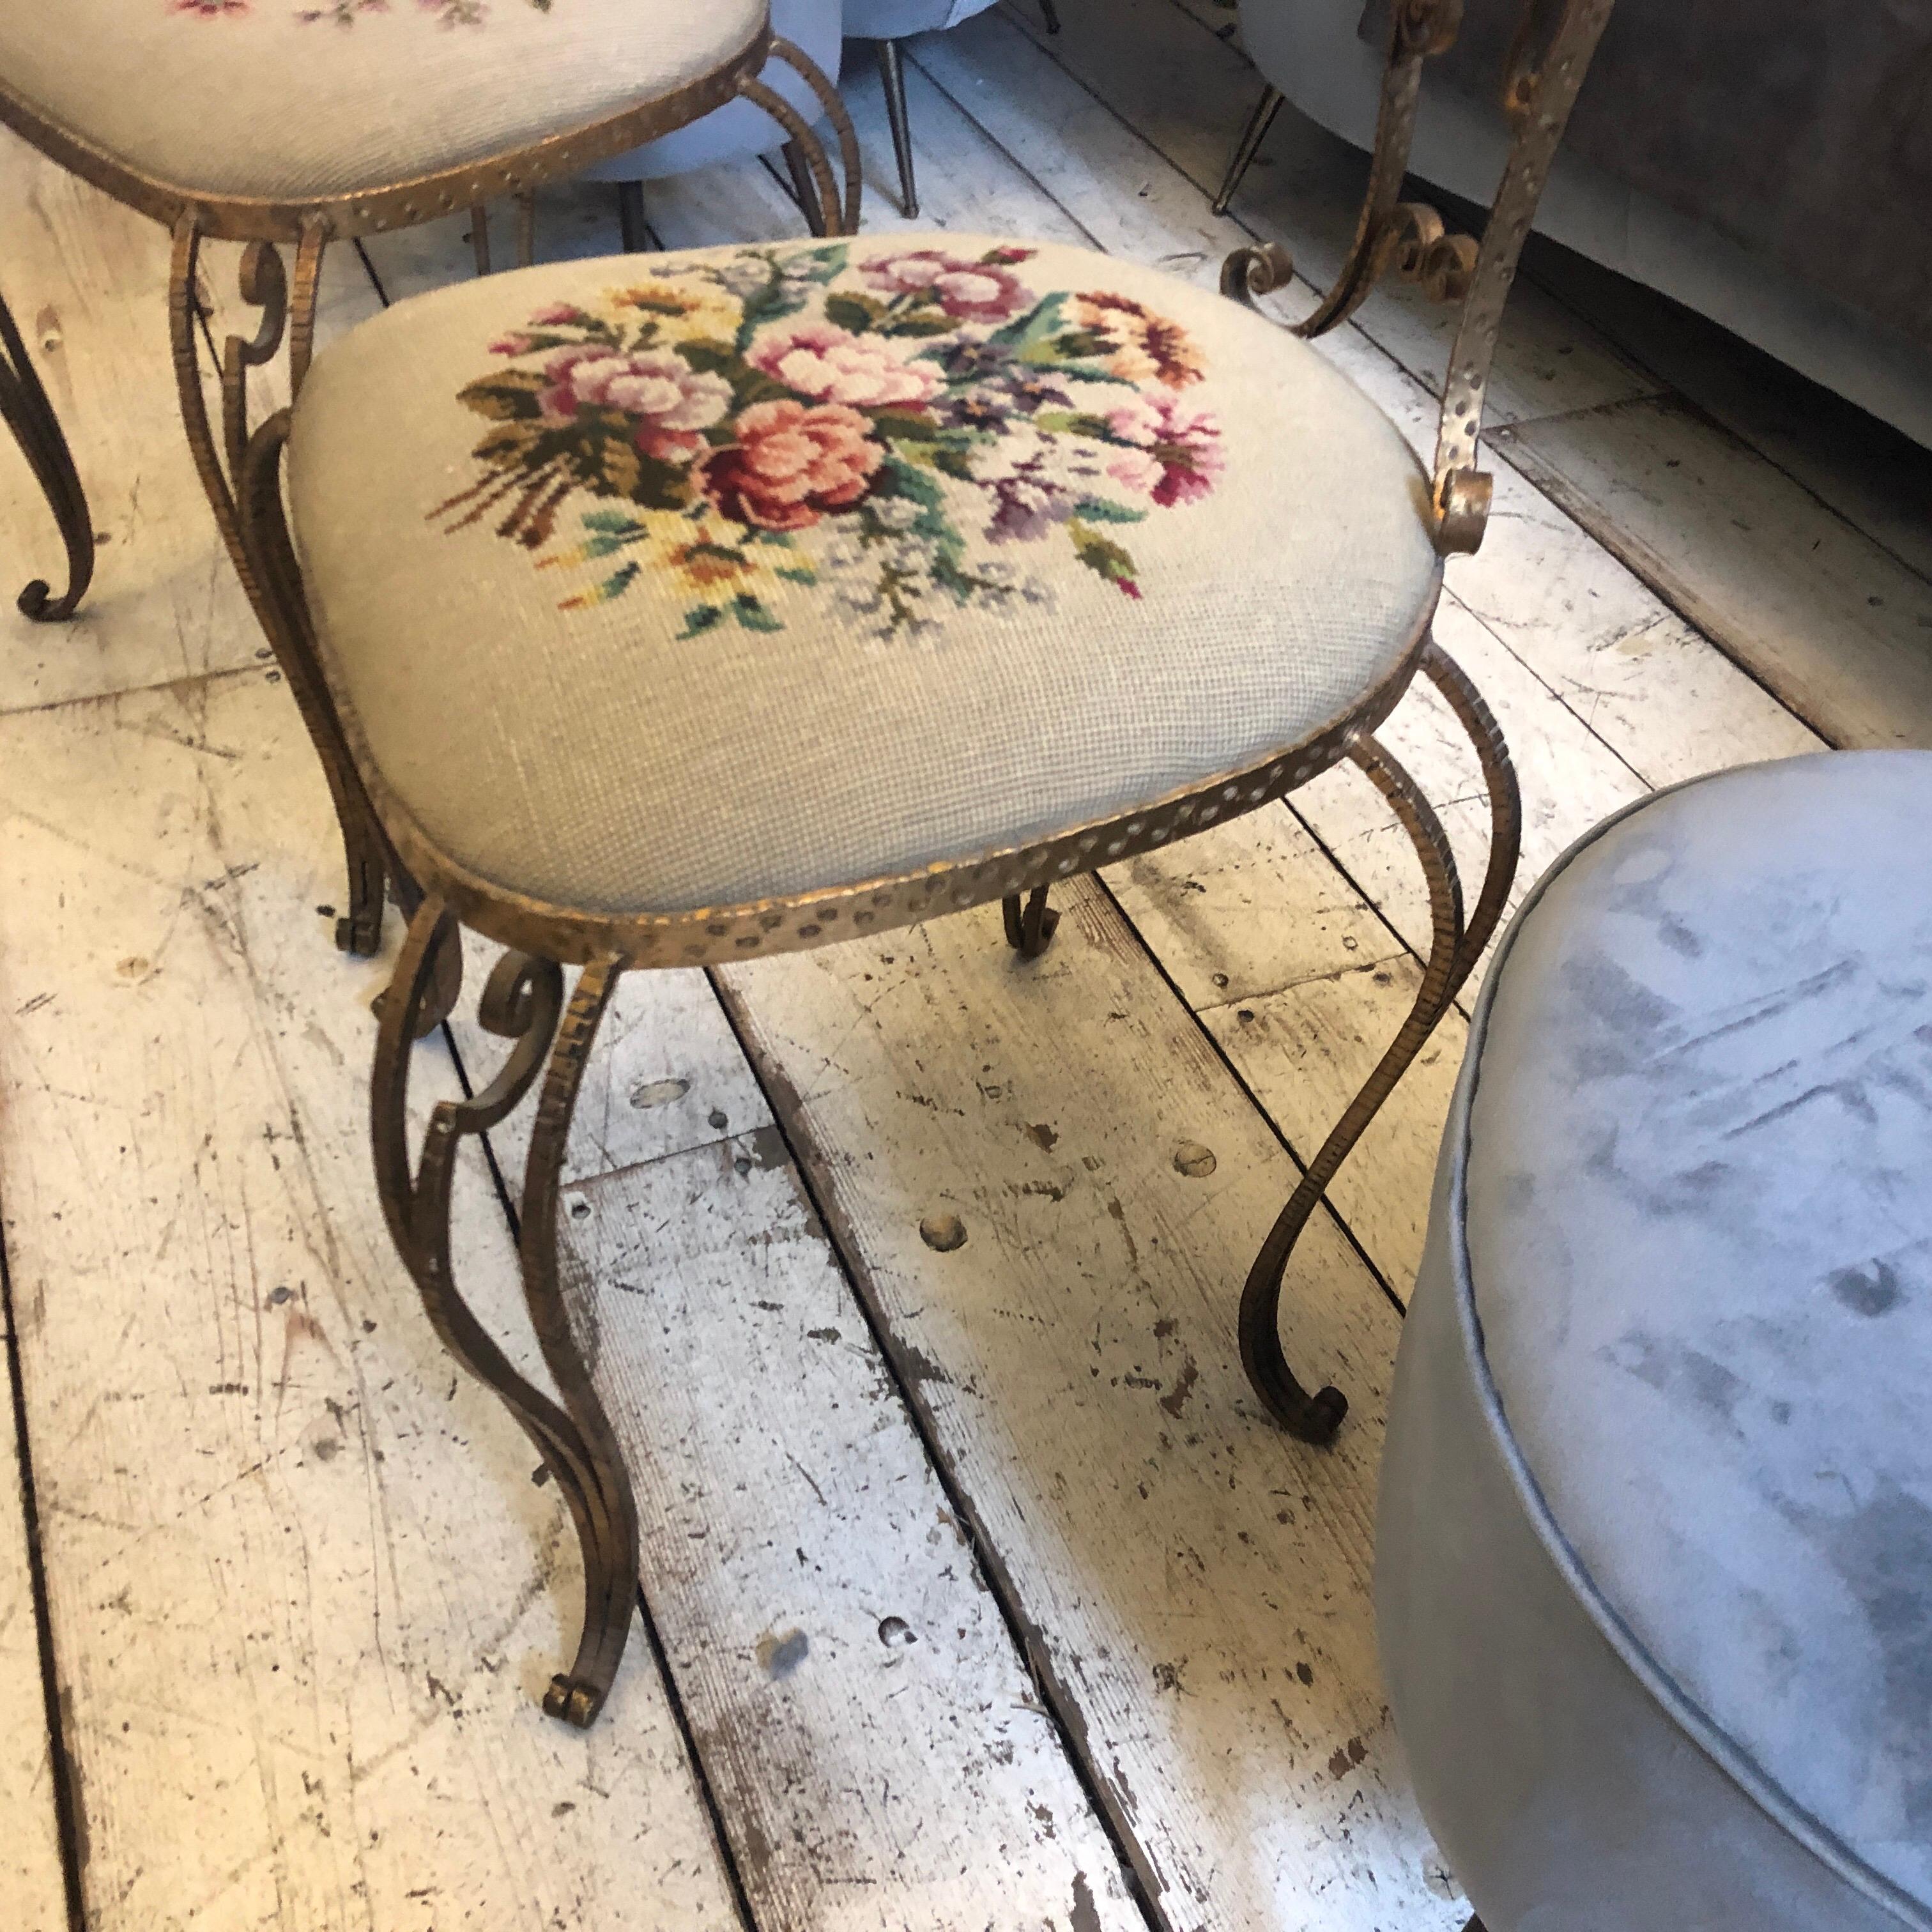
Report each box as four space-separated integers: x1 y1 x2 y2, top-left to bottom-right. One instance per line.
699 401 882 532
750 323 939 409
535 346 730 461
1105 394 1225 507
860 250 1029 323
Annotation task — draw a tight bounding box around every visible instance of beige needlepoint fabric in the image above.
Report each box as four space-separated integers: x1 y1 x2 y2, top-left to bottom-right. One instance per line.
0 0 765 203
288 236 1441 914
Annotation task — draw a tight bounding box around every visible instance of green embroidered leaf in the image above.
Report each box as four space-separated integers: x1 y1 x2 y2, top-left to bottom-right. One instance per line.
868 408 939 443
678 604 725 638
986 291 1068 349
1034 409 1118 440
824 291 887 335
581 509 645 534
733 594 785 634
774 565 818 585
456 369 548 421
797 244 850 282
1068 518 1142 597
878 314 958 339
931 447 977 483
1072 496 1147 526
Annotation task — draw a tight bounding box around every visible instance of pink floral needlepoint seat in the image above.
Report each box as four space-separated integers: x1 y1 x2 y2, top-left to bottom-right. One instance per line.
287 236 1440 917
0 0 767 203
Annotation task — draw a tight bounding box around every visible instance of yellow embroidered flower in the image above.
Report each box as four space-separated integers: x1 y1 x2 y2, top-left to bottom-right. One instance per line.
608 276 742 348
1071 291 1204 390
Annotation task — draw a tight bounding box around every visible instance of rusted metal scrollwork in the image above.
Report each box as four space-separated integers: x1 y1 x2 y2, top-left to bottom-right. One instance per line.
740 36 863 239
374 901 641 1728
173 216 396 957
1222 0 1613 558
0 286 93 621
1220 0 1473 341
1429 0 1615 554
1239 637 1521 1443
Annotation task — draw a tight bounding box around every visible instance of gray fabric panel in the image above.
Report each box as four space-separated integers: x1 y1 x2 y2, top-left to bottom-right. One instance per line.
1377 1174 1921 1931
1460 752 1932 1905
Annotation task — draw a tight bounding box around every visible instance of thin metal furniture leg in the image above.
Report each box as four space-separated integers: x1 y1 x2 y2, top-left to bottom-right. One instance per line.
1212 84 1285 216
782 141 827 238
171 217 392 955
1003 886 1059 959
616 180 651 253
514 188 538 269
1238 638 1521 1442
469 204 492 275
0 286 93 621
373 901 641 1728
753 38 864 236
1038 0 1062 31
878 40 918 218
1464 1918 1487 1931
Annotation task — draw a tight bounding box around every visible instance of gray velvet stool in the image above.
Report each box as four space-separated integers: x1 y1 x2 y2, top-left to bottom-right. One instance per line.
1377 751 1932 1932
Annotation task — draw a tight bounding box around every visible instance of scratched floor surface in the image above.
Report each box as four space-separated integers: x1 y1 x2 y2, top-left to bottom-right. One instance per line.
0 5 1917 1929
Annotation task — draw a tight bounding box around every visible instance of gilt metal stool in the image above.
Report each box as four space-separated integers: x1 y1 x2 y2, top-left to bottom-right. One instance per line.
233 0 1614 1724
0 0 855 954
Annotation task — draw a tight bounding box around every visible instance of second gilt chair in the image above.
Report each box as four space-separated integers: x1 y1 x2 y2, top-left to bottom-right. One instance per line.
233 0 1616 1726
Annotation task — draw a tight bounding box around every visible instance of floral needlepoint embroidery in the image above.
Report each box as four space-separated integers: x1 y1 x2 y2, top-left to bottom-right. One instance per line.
435 245 1224 641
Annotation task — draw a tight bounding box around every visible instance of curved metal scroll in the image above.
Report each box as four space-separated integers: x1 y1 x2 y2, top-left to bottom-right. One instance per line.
0 286 93 621
1238 636 1521 1442
373 900 641 1728
1220 0 1472 341
172 214 394 956
740 37 863 238
1003 886 1059 960
1222 0 1614 557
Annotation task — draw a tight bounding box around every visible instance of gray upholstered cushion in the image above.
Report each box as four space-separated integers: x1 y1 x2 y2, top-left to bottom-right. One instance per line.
580 0 839 184
843 0 1000 38
1378 751 1932 1929
0 0 765 203
288 236 1438 914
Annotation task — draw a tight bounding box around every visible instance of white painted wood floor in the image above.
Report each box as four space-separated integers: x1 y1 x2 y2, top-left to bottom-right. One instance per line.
1 3 1922 1928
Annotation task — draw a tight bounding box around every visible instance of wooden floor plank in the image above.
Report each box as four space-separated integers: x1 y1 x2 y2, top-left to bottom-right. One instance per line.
0 672 742 1932
717 884 1467 1932
1494 395 1932 751
0 1315 66 1932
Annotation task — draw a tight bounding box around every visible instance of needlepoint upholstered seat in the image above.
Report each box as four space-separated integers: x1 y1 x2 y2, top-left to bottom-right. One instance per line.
286 238 1439 920
0 0 767 209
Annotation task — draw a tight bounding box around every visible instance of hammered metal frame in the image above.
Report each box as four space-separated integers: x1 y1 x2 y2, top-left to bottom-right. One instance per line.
0 285 93 621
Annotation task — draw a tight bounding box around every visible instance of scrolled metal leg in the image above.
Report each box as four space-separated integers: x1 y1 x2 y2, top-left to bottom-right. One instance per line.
1240 640 1519 1441
0 288 93 622
1003 885 1059 959
373 901 641 1727
1213 84 1284 217
172 216 394 955
878 40 918 218
781 141 826 238
760 36 864 236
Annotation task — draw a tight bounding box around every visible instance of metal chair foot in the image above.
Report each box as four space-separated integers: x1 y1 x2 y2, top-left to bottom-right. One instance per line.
616 180 651 253
1003 885 1059 958
1038 0 1062 31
